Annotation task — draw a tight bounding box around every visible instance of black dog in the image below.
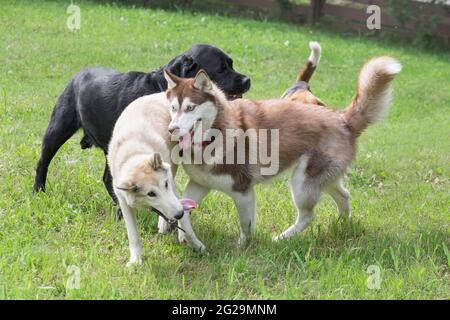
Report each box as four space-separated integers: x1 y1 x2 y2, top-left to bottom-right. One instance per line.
34 44 250 207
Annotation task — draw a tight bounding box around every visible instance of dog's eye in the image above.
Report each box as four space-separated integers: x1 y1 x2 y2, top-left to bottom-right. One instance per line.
148 191 157 197
186 105 196 112
171 105 176 112
165 180 168 189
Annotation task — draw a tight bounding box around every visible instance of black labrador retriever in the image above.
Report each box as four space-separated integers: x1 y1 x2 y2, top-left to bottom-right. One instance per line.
34 44 250 207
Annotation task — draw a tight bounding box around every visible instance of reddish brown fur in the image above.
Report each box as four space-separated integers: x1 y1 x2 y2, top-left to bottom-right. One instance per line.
227 99 355 176
167 74 355 192
298 61 316 82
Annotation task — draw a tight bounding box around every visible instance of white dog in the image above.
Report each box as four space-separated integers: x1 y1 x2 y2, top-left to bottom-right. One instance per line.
108 93 197 266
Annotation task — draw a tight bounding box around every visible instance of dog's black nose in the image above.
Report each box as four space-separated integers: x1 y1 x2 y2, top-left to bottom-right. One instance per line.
174 211 184 220
241 76 251 90
168 125 179 134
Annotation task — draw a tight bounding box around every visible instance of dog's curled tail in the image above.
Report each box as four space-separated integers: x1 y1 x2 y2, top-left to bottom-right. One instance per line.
344 56 402 135
297 41 322 82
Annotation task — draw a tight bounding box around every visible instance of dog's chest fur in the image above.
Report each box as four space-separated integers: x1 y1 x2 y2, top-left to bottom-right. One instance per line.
183 163 238 194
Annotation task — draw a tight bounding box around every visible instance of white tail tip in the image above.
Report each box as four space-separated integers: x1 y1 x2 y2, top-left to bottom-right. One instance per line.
308 41 321 66
385 60 403 75
364 56 402 77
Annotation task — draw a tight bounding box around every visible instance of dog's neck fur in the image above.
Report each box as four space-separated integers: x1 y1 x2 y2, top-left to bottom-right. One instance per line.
200 85 257 193
208 84 243 132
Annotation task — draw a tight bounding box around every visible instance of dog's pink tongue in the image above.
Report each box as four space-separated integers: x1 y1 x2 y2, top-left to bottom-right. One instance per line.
180 198 197 211
179 134 192 151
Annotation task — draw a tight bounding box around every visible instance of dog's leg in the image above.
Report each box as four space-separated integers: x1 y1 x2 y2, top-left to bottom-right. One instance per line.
118 197 142 267
326 176 351 218
177 180 209 252
158 164 179 234
231 188 256 246
102 156 122 219
34 85 79 193
274 156 322 241
158 216 173 234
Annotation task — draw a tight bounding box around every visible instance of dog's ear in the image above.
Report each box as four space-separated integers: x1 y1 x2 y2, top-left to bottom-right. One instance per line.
116 180 138 192
164 69 180 90
167 54 197 78
193 69 212 92
150 153 163 171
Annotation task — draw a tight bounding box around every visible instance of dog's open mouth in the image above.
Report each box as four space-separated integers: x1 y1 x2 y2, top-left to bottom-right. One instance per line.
151 199 197 226
152 207 176 224
178 120 201 151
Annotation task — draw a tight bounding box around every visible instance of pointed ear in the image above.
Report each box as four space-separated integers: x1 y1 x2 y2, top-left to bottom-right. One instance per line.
193 69 212 92
116 179 138 192
150 153 163 171
164 69 180 90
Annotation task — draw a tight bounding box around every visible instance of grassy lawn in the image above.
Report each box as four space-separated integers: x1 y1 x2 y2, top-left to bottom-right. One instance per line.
0 0 449 299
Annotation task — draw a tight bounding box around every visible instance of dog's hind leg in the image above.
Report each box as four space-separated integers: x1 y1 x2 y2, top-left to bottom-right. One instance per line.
177 180 209 252
274 156 322 241
33 82 80 193
80 133 93 149
326 175 351 218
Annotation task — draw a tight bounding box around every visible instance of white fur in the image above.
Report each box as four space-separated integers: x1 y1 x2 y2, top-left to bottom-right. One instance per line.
169 97 218 138
185 164 234 192
178 175 256 247
356 57 402 124
308 41 321 67
177 180 209 250
108 93 204 265
273 155 319 241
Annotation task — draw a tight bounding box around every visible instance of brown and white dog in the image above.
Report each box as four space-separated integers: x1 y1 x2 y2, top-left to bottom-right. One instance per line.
163 56 401 250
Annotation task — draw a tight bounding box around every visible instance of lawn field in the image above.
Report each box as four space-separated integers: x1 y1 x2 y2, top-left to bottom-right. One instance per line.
0 0 449 299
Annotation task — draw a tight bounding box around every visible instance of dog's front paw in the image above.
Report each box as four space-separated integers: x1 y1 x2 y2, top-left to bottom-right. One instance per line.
178 231 207 252
272 235 283 242
126 256 142 268
195 241 207 253
238 235 248 247
178 229 187 243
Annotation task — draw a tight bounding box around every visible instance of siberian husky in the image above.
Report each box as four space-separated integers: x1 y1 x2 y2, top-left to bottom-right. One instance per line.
163 56 402 250
108 93 197 266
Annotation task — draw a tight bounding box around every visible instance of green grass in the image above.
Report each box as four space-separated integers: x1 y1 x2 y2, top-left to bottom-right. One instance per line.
0 0 449 299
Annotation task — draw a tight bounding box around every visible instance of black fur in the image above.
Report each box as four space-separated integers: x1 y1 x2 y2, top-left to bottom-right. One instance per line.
33 44 250 208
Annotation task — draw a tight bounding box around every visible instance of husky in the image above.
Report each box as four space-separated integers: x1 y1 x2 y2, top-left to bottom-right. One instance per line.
108 93 198 266
163 56 402 250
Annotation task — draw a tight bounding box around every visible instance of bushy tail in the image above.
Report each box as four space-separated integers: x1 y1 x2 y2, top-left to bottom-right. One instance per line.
297 41 321 82
344 56 402 135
